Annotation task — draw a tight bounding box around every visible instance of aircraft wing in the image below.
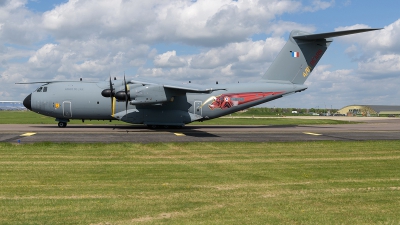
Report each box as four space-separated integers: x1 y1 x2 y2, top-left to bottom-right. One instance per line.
15 81 97 84
129 77 226 93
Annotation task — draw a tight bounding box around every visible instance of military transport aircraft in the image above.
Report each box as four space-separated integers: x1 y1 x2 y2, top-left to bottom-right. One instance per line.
19 28 379 128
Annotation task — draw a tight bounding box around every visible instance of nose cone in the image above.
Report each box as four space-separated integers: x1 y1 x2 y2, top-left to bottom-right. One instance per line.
23 94 32 110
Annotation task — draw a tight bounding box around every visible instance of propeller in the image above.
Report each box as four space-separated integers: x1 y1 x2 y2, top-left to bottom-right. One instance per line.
100 76 119 116
113 74 131 115
101 74 131 117
109 76 116 116
123 74 130 114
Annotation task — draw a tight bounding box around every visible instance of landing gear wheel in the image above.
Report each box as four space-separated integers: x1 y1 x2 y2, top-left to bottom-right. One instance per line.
58 122 67 128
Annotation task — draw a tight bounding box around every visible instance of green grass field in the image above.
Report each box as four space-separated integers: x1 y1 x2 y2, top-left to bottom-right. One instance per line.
0 111 355 126
1 141 399 224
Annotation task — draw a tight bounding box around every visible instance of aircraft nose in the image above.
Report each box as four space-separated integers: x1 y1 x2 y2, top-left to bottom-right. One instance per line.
23 94 32 110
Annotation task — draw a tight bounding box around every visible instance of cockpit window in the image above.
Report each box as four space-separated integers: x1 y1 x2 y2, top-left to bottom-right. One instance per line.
43 87 47 92
36 87 43 92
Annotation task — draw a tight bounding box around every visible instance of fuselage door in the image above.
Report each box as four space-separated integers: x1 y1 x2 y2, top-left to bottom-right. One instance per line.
63 101 72 118
194 101 202 116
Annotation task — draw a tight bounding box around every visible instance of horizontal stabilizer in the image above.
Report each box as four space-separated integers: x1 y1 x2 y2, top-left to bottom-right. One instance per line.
293 28 381 40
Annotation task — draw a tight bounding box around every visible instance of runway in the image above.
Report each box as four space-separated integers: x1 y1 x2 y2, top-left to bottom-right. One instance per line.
1 117 400 143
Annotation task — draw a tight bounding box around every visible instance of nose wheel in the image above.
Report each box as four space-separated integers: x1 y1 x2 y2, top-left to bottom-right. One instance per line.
58 122 67 128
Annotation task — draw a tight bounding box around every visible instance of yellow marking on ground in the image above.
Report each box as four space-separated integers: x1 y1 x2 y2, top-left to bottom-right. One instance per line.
303 132 323 136
174 133 186 136
20 133 36 137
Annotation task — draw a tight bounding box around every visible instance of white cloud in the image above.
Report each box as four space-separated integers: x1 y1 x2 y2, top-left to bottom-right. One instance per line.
0 0 44 45
41 0 303 46
190 37 285 69
335 20 400 55
28 43 60 69
265 21 315 37
303 0 334 12
154 51 188 68
364 19 400 53
344 44 357 56
333 20 400 79
358 53 400 77
145 37 286 85
282 64 400 109
0 0 398 109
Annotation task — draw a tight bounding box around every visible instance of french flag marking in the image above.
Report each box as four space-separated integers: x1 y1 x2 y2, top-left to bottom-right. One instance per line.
292 51 300 58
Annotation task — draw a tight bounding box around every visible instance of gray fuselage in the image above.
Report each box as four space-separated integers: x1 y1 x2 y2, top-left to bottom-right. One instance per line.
24 80 306 126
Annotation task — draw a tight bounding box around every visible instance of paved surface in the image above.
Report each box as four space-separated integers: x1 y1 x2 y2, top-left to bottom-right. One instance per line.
1 117 400 143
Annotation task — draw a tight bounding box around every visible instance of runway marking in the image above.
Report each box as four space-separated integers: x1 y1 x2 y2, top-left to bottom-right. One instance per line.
303 132 323 136
20 133 36 137
174 133 186 136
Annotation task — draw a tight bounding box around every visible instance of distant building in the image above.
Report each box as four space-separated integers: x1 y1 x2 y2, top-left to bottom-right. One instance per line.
0 101 26 111
337 105 400 116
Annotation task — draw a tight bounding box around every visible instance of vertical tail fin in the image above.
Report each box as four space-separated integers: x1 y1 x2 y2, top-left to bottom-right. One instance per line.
262 29 380 84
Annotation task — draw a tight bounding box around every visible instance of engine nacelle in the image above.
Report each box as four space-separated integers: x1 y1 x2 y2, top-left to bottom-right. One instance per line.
129 85 171 104
101 89 114 98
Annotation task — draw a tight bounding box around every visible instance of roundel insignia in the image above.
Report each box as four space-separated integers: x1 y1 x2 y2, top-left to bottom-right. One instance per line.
55 103 60 109
224 96 229 102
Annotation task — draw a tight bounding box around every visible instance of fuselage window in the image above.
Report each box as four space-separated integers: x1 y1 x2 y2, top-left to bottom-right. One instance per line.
43 87 48 92
36 87 43 92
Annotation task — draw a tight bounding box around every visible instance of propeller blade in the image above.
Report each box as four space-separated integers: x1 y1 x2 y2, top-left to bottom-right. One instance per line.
124 73 130 114
112 96 116 116
109 76 116 116
124 74 128 114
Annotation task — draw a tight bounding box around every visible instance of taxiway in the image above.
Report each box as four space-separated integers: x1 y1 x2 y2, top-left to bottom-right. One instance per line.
1 117 399 143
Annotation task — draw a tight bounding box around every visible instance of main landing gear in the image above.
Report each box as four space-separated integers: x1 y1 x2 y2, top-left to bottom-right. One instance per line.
56 119 70 128
58 122 67 128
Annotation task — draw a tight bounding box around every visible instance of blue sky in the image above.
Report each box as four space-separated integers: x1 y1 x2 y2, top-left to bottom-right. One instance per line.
26 0 67 12
1 0 400 109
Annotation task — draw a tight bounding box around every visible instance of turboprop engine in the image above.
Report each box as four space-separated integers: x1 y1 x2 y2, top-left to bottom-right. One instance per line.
115 84 173 105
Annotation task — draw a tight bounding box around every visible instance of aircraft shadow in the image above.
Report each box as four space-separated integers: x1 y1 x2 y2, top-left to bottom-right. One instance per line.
30 124 299 130
186 125 299 129
29 124 220 138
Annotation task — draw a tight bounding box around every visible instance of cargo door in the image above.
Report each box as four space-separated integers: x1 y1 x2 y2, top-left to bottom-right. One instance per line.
194 101 202 116
63 101 72 118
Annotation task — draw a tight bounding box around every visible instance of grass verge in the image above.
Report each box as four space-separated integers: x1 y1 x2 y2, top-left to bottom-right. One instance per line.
0 141 399 224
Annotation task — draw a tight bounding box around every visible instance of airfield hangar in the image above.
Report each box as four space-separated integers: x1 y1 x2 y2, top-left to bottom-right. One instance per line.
337 105 400 116
0 101 25 111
